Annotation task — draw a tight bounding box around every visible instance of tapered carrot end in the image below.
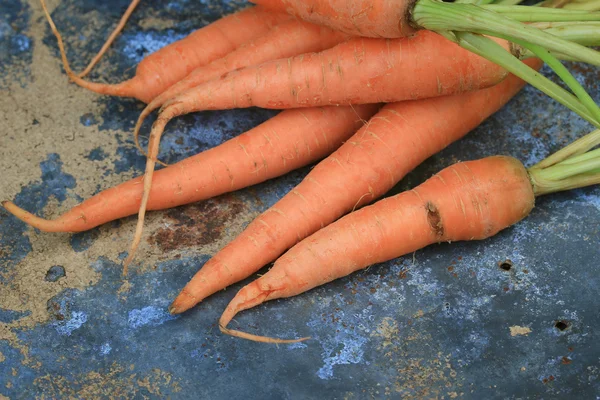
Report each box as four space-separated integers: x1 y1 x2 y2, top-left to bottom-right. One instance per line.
1 201 63 232
217 281 309 344
40 0 141 100
168 287 199 315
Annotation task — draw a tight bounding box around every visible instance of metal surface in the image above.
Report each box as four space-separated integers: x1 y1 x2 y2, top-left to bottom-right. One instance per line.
1 0 599 398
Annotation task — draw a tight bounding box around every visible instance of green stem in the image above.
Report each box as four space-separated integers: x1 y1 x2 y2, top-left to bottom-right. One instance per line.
555 147 600 165
515 23 600 60
517 40 600 123
482 5 600 21
529 129 600 196
452 32 599 127
412 0 600 66
535 157 600 180
564 0 600 10
533 129 600 168
534 23 600 47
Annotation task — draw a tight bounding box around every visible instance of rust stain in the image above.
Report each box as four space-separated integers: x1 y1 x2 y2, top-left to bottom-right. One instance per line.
148 194 246 252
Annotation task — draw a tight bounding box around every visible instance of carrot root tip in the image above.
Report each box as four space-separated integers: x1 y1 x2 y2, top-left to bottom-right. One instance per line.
219 323 311 344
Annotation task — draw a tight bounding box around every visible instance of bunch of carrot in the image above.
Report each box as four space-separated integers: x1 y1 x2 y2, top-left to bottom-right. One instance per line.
3 0 600 342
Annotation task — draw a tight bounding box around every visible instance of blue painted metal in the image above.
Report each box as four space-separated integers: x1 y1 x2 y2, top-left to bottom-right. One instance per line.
0 0 599 398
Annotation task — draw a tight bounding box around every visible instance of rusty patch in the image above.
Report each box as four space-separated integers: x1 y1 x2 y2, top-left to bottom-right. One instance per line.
148 194 246 252
426 202 444 237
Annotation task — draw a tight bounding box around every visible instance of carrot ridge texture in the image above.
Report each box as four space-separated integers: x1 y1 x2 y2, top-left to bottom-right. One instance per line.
169 58 542 315
249 0 416 38
219 156 536 343
2 105 379 233
41 3 290 103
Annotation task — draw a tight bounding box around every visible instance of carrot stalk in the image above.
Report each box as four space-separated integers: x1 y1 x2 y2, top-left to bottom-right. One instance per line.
2 104 379 263
134 19 350 162
168 59 542 315
77 0 141 78
40 0 291 102
219 128 600 343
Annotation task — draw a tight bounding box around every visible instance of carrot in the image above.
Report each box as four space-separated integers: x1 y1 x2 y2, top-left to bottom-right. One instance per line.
156 31 507 112
247 0 600 126
219 128 600 342
168 58 542 315
40 1 291 103
2 104 379 234
134 19 350 160
125 30 509 270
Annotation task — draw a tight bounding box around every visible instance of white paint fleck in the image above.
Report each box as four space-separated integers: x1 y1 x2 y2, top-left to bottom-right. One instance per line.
100 342 112 355
128 306 178 329
54 311 88 336
317 332 367 380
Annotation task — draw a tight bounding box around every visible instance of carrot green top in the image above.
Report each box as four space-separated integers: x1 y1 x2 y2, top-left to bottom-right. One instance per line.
411 0 600 127
529 129 600 196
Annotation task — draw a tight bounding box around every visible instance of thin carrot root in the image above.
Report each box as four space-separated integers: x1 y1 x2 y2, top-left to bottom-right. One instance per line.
122 117 167 275
40 1 291 102
1 201 65 232
77 0 141 78
40 0 138 98
218 281 310 344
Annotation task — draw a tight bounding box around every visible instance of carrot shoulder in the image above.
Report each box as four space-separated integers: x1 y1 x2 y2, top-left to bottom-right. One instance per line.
40 2 291 102
219 156 536 343
169 58 542 315
2 105 379 233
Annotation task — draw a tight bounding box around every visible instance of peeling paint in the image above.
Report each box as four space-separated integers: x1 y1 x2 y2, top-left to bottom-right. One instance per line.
128 306 178 329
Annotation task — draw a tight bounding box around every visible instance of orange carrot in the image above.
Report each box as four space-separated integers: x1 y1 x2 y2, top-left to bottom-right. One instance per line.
249 0 416 38
125 31 509 268
134 19 350 159
219 126 600 342
40 1 291 103
219 156 537 343
157 31 507 113
168 58 541 315
2 104 379 234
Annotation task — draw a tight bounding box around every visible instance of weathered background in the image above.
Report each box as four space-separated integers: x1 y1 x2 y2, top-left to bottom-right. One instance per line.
0 0 599 398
